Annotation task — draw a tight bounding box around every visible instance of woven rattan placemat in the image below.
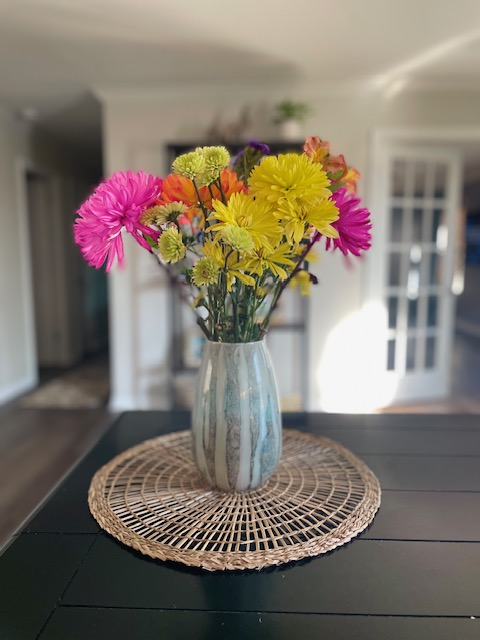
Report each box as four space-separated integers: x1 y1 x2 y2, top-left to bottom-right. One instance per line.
89 429 381 571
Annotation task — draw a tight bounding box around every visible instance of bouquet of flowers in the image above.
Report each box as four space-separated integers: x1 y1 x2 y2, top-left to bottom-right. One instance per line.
74 137 372 343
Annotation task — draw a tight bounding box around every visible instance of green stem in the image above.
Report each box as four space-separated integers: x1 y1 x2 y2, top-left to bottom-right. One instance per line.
192 179 209 221
260 240 316 331
242 279 257 342
197 316 213 341
232 283 240 342
208 284 219 341
215 176 228 205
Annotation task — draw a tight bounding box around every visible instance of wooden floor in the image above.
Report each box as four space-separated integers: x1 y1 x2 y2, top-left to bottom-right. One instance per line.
0 405 114 549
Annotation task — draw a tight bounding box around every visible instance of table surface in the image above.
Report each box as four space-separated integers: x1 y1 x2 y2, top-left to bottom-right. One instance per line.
2 411 480 640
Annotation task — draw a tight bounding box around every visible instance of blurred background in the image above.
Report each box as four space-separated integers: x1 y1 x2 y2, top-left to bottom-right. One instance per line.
1 0 480 543
2 0 480 414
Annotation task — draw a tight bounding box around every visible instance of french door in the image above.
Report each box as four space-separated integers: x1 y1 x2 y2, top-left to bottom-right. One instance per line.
368 141 463 403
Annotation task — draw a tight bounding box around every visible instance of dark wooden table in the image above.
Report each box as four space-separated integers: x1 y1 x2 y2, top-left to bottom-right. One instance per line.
2 411 480 639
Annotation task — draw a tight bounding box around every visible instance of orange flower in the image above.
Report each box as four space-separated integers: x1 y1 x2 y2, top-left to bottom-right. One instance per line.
158 169 245 212
201 169 246 210
304 136 330 165
304 136 347 178
156 169 246 233
343 167 361 194
157 173 204 230
157 174 199 209
304 136 358 188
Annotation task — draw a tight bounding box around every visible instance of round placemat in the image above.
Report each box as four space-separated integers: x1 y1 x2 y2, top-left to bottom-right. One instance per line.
89 429 381 571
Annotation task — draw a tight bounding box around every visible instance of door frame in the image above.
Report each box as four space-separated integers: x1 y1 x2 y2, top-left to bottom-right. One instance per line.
367 125 480 241
12 157 39 397
365 126 480 405
15 158 61 387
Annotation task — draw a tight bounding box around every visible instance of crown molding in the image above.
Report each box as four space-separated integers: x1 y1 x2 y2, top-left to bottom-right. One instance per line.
92 75 480 107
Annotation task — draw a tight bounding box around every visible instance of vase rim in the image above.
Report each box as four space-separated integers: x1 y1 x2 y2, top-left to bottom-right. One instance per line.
205 338 265 346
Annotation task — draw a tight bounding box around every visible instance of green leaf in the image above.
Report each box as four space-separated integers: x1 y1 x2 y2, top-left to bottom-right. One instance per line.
328 169 344 182
144 233 158 249
329 182 344 193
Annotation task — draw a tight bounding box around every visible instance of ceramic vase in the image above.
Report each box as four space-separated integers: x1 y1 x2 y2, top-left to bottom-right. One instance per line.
191 340 282 492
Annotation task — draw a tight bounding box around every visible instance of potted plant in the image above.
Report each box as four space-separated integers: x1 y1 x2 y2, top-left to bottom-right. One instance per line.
273 100 312 140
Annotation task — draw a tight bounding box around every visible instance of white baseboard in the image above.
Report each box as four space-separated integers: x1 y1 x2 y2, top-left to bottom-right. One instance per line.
0 374 37 405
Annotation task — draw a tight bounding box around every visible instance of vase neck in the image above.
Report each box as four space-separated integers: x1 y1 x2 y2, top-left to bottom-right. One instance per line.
205 338 265 346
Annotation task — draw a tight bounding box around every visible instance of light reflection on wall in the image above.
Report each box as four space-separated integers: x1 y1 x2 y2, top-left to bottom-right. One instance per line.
317 302 399 413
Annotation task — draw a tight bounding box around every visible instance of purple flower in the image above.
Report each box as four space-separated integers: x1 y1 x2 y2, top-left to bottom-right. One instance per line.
247 141 270 154
74 171 163 271
323 187 372 256
232 141 270 168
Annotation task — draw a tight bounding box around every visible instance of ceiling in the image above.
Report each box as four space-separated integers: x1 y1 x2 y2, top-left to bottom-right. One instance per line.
2 0 480 160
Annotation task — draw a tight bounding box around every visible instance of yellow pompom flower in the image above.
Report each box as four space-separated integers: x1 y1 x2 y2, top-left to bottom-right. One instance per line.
172 152 206 180
192 257 219 287
207 192 282 251
140 202 187 226
195 146 230 184
249 153 332 209
157 227 186 263
220 225 255 254
277 199 340 245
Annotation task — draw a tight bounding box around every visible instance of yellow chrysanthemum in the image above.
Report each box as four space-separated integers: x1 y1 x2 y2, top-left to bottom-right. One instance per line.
249 153 332 209
207 192 282 251
289 270 312 296
157 227 186 263
220 225 255 254
191 257 219 287
236 243 296 280
201 239 255 291
277 199 340 245
172 151 206 180
202 239 224 267
225 259 256 290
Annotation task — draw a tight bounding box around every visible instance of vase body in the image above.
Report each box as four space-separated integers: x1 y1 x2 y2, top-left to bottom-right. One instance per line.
192 340 282 492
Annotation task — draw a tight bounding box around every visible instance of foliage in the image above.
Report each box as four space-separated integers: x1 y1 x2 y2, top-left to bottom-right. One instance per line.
273 100 312 124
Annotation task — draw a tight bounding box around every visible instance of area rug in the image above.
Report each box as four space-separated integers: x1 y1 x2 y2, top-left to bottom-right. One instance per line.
21 357 109 409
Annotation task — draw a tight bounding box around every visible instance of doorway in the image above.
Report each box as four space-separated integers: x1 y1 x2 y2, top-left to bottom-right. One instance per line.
26 170 63 373
368 128 480 410
21 168 110 407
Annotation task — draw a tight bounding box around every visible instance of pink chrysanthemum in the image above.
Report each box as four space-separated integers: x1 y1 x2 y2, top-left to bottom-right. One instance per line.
322 187 372 256
74 171 163 271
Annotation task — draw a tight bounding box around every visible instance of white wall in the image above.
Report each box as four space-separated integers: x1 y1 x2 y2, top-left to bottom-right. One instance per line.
0 109 102 405
0 108 36 403
98 84 480 411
